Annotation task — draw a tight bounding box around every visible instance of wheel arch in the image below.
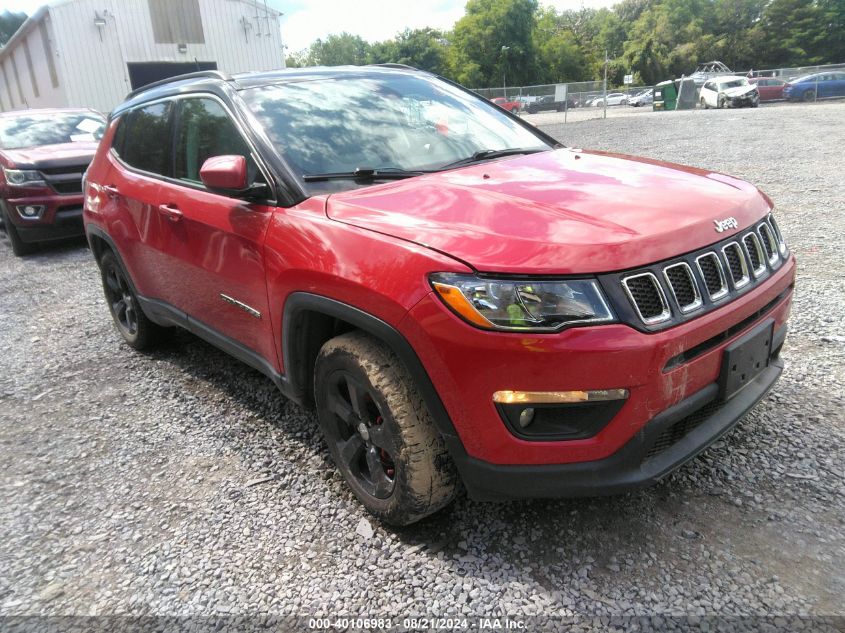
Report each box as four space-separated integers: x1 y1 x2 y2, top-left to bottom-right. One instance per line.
281 292 469 465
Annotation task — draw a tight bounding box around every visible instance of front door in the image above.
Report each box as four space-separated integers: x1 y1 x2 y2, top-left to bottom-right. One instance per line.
155 95 278 366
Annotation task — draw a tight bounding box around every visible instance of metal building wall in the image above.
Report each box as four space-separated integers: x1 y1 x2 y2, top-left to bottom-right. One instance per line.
0 0 284 114
0 15 69 112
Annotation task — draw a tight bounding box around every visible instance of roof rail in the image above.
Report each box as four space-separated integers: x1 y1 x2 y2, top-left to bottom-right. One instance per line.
124 70 233 101
369 63 421 71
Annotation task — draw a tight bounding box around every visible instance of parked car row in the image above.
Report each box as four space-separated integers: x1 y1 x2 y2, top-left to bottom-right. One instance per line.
491 90 655 113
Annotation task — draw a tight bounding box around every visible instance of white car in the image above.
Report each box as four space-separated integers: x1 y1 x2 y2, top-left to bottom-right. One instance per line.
699 76 760 109
627 89 653 107
592 92 628 107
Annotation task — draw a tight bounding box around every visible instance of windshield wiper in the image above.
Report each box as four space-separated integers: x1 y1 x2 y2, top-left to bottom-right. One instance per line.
438 147 549 171
303 167 425 182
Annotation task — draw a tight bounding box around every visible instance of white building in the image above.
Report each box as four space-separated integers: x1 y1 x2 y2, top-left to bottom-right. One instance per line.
0 0 284 114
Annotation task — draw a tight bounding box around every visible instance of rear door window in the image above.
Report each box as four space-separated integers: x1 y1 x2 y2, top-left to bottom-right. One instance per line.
121 101 173 176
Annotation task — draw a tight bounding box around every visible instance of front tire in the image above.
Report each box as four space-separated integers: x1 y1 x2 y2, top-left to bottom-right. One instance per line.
99 251 168 350
314 332 457 525
803 89 816 102
1 204 37 256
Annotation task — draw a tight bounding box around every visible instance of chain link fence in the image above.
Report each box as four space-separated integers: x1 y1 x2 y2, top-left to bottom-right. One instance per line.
472 62 845 122
472 80 657 122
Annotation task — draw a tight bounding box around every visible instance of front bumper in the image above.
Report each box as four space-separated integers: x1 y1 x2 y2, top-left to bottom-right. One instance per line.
400 254 795 498
727 93 759 107
1 193 85 243
461 350 783 501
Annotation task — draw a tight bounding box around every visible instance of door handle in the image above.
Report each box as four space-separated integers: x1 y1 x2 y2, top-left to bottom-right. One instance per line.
158 204 183 222
102 184 119 198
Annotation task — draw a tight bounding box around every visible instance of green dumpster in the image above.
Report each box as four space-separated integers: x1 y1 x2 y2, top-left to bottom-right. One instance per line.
653 80 677 111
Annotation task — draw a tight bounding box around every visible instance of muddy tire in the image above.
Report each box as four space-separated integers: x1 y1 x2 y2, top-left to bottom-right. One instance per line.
314 331 457 525
99 251 168 350
1 204 37 256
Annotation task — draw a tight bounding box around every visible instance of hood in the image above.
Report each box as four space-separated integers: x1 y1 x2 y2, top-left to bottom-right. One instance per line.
0 141 99 169
326 149 771 275
723 85 756 98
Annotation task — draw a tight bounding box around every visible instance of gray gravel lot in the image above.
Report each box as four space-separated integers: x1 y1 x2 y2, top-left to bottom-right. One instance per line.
1 101 843 627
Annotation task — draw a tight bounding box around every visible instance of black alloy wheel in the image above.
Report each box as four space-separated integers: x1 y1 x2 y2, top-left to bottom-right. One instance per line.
324 369 398 499
98 251 167 350
103 260 139 338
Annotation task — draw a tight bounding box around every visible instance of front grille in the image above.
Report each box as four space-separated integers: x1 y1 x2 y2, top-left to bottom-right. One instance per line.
645 399 724 460
606 215 789 331
696 253 728 300
767 214 786 256
758 222 777 262
38 164 88 197
663 263 700 312
722 242 749 289
743 233 762 273
622 273 669 323
49 180 83 194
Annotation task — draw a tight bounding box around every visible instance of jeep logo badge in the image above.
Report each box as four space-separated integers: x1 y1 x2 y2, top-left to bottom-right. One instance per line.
714 217 738 233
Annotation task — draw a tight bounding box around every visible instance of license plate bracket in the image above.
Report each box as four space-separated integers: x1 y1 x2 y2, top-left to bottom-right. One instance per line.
719 319 774 400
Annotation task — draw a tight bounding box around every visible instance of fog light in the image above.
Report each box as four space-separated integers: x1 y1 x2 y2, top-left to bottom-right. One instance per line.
493 389 629 404
518 408 535 429
17 205 45 220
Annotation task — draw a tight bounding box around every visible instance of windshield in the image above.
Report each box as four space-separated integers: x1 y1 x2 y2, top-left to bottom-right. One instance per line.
719 79 749 90
241 73 548 177
0 112 105 149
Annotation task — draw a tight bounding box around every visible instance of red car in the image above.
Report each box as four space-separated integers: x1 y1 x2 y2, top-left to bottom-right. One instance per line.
748 77 787 101
84 67 794 525
1 108 105 255
490 96 522 113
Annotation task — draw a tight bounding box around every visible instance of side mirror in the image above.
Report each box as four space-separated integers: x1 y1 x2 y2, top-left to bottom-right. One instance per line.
199 155 269 199
200 155 247 192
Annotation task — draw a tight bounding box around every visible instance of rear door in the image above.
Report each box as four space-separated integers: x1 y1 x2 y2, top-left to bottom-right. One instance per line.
157 95 278 365
103 101 171 303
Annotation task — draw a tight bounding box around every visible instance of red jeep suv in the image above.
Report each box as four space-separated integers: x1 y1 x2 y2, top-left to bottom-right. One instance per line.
1 108 105 255
83 67 795 525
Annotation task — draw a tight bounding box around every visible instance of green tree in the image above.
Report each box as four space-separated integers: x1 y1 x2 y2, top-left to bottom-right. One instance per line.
533 7 591 83
304 32 371 66
757 0 831 66
370 28 449 75
0 10 26 46
449 0 539 87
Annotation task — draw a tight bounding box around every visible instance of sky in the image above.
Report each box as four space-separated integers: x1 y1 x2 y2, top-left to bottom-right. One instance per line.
1 0 620 52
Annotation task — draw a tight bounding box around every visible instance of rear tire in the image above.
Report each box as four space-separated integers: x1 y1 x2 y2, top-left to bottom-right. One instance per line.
99 250 168 350
314 331 457 526
1 205 37 256
700 98 708 109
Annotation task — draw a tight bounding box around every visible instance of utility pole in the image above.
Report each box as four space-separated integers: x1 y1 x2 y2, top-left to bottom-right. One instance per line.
603 49 609 120
501 46 510 98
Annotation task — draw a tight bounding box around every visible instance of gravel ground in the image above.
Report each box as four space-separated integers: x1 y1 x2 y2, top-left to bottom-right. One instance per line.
1 101 843 629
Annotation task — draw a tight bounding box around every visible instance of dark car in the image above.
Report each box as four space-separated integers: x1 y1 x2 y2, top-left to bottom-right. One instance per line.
83 67 793 525
525 95 569 113
783 72 845 101
0 108 105 255
748 77 787 101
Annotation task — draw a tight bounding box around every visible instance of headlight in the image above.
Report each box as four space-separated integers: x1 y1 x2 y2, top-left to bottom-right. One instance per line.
430 273 615 332
3 167 45 187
